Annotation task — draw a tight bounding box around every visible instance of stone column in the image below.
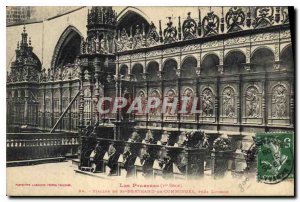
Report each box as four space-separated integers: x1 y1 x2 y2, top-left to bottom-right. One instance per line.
211 150 232 178
78 68 85 133
185 148 206 179
24 89 29 125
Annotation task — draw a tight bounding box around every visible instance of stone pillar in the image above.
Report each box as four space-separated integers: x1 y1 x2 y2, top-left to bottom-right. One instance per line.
185 148 206 179
238 74 242 132
41 88 44 129
94 71 100 123
68 85 72 131
24 89 29 125
88 71 94 125
290 83 294 126
274 43 281 71
78 68 85 133
51 88 54 128
211 150 232 178
262 79 266 127
210 136 232 178
59 83 63 130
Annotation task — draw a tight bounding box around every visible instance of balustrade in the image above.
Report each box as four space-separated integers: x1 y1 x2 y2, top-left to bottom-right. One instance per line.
7 133 79 162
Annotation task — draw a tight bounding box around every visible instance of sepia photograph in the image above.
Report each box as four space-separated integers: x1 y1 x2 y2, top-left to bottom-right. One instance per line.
5 4 295 197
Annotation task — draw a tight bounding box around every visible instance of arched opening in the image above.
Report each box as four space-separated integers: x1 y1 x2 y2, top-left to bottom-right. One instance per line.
181 56 197 78
147 61 159 81
251 48 275 72
51 26 82 68
117 8 150 36
119 64 129 80
224 51 246 74
280 45 294 71
163 59 178 80
201 54 219 76
132 63 143 81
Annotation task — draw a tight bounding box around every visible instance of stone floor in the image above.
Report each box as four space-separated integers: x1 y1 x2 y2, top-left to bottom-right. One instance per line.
6 160 294 196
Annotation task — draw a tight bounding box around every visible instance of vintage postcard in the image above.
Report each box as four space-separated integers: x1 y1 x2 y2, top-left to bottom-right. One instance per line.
6 6 295 196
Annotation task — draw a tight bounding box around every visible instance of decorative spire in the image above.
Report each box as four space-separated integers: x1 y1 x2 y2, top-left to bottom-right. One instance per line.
84 6 117 55
87 6 116 28
11 26 40 70
21 25 28 46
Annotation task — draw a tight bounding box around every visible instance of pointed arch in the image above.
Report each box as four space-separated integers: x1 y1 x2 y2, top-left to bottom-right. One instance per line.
117 7 151 25
117 7 151 35
51 25 83 68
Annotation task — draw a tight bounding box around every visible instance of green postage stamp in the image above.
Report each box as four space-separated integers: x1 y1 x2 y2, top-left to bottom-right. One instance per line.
256 132 294 184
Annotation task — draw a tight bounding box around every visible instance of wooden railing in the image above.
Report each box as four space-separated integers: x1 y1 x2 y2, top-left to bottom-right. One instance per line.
7 132 80 162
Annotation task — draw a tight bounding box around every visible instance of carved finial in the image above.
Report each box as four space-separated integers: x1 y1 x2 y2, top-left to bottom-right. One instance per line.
178 16 182 40
198 8 202 36
246 7 252 27
168 16 171 21
23 25 26 33
275 7 281 23
159 20 163 42
29 37 31 46
221 7 224 33
187 12 191 18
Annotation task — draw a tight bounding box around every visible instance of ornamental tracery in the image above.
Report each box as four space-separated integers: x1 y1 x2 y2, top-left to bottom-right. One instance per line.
146 22 160 47
281 7 289 24
225 7 245 33
132 24 144 49
112 7 290 51
253 7 274 28
116 28 130 52
163 17 178 44
202 11 220 36
182 12 197 40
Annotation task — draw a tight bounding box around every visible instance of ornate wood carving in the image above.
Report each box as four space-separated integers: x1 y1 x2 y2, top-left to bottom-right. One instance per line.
202 11 220 36
225 7 245 33
182 12 197 40
163 17 178 44
253 7 274 28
